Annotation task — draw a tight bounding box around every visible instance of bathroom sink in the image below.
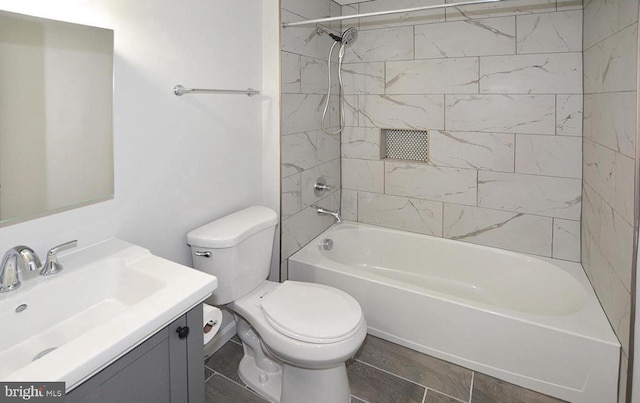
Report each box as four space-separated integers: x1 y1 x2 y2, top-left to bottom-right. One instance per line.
0 238 217 391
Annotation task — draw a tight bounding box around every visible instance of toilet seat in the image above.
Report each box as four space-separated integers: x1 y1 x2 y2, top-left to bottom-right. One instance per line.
231 280 368 369
260 281 363 344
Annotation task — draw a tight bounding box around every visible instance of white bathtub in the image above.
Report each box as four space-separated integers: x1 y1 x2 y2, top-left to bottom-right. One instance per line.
288 221 620 403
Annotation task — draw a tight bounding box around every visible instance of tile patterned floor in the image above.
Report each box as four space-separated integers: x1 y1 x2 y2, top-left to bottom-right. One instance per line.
204 335 565 403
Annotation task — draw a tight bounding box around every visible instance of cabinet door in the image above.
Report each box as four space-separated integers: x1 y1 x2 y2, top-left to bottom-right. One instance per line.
184 305 205 403
67 305 204 403
169 314 188 402
68 328 173 403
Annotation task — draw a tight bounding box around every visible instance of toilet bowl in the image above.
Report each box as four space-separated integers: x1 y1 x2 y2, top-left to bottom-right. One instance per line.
187 206 366 403
233 281 367 367
231 281 367 402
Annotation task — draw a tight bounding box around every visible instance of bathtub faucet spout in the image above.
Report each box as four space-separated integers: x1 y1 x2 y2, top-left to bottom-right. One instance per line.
317 207 341 223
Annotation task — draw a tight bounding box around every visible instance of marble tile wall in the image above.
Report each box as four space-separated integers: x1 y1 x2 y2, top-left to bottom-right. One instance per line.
582 1 639 401
280 0 342 278
340 0 583 261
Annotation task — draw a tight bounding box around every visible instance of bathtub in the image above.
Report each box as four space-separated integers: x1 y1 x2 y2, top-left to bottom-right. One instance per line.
288 221 620 403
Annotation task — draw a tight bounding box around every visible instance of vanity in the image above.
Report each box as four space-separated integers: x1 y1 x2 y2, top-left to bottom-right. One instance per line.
67 306 205 403
0 238 217 403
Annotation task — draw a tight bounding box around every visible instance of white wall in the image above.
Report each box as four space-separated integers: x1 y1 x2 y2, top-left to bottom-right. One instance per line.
262 0 282 281
0 0 280 268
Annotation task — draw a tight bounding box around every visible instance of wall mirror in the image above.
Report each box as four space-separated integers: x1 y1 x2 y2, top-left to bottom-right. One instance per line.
0 10 114 226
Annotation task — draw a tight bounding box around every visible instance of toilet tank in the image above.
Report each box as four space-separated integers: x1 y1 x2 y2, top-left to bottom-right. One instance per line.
187 206 278 305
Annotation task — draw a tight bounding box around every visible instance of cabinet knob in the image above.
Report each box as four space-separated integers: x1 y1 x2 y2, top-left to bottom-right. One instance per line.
176 326 190 339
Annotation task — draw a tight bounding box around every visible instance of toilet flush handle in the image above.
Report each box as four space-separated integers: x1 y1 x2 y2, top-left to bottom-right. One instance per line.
194 251 211 258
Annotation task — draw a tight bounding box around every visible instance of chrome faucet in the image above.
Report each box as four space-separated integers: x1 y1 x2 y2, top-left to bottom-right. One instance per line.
317 207 341 223
0 246 42 293
41 240 78 276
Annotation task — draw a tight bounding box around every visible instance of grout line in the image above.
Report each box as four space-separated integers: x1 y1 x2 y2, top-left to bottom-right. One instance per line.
354 358 431 391
424 387 469 403
422 387 428 403
352 394 372 403
583 19 638 51
512 132 517 173
551 217 555 258
441 199 446 237
475 168 479 207
477 56 480 94
243 384 268 400
413 25 416 61
469 372 475 403
443 94 447 131
554 94 558 135
514 13 518 55
209 369 267 401
204 369 215 383
208 370 240 387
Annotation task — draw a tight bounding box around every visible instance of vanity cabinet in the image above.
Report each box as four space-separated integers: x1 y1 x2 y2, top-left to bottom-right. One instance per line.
67 305 205 403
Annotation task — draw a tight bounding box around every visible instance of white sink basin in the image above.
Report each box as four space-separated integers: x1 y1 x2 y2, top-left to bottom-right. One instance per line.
0 238 217 391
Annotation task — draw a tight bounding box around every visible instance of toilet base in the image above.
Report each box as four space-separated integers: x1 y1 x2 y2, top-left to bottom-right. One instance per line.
281 363 350 403
238 354 283 402
234 315 352 403
239 354 351 403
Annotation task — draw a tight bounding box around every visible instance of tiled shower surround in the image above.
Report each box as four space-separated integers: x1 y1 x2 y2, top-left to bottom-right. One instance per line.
280 0 343 276
281 0 585 273
582 1 639 400
338 0 583 262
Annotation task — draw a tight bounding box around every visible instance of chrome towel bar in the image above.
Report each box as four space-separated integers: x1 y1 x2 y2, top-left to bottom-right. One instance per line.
172 84 259 97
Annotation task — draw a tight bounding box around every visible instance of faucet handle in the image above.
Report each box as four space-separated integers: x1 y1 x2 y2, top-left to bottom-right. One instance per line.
40 240 77 276
314 177 332 197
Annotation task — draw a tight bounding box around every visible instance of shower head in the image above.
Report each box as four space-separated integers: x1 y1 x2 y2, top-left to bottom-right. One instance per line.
341 27 358 47
323 27 358 46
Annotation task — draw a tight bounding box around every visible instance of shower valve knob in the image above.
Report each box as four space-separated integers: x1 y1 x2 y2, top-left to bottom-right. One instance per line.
314 177 331 197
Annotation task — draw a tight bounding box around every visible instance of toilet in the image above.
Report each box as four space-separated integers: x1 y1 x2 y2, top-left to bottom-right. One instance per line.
187 206 367 403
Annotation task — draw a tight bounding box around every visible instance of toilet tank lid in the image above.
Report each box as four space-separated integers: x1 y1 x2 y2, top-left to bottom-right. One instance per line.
187 206 278 248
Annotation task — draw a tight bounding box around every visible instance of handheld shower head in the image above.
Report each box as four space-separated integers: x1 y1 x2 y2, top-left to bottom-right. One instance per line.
341 27 358 47
322 27 358 47
320 26 359 135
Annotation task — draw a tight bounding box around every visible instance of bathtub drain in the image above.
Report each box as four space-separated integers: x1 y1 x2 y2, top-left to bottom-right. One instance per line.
319 239 333 251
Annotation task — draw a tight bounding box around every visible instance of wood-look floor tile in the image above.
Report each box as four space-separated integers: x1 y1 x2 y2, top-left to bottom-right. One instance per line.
347 359 426 403
205 374 267 403
472 373 566 403
205 340 245 385
424 389 466 403
355 336 472 401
